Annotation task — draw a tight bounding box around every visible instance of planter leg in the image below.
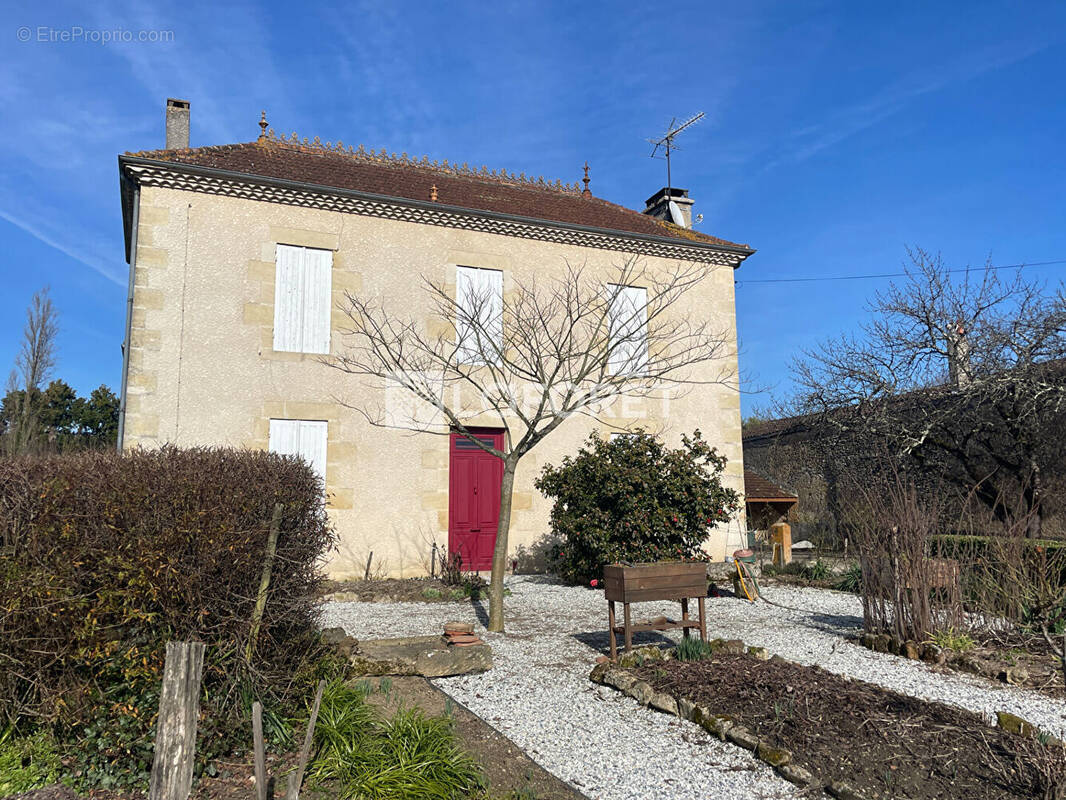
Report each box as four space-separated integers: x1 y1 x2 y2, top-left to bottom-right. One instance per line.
624 603 632 652
698 596 707 642
608 600 617 661
681 598 690 639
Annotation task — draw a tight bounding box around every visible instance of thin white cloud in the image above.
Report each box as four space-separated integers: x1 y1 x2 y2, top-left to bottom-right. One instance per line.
0 207 124 286
86 0 290 147
765 38 1051 170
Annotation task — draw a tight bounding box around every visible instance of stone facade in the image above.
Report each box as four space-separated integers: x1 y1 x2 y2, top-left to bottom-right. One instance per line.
122 173 749 578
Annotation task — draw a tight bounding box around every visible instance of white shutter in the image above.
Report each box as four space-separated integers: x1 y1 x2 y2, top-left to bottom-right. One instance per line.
269 418 328 486
455 266 475 362
273 245 303 352
303 248 332 354
269 418 300 457
480 268 503 361
455 266 502 364
273 244 332 354
608 285 648 375
296 420 328 483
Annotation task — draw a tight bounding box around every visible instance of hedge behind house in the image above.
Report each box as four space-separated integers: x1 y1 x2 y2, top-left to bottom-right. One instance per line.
0 446 337 787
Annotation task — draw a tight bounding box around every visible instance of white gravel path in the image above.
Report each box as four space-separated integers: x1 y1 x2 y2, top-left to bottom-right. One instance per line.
321 577 804 800
320 575 1066 799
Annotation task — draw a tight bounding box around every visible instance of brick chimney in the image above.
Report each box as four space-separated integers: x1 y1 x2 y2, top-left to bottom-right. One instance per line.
165 98 190 150
643 187 695 229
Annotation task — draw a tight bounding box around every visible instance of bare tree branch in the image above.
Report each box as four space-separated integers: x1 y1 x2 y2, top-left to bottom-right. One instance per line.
326 256 736 630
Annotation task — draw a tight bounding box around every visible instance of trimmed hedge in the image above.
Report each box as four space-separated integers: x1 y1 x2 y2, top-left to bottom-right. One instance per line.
0 446 337 788
931 533 1066 553
930 533 1066 626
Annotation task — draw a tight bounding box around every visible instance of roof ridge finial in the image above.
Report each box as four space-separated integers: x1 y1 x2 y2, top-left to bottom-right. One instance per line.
581 161 591 198
258 110 268 142
430 184 438 202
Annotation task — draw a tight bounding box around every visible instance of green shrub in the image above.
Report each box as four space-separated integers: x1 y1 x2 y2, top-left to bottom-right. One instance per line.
0 727 61 796
674 637 713 662
926 628 975 653
761 561 807 578
834 564 863 593
308 681 484 800
804 560 832 581
535 430 740 583
0 446 338 790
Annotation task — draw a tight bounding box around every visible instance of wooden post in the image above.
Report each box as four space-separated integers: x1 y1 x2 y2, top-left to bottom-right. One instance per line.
680 597 690 639
246 503 284 663
607 601 617 661
252 701 271 800
697 596 707 642
150 641 205 800
623 603 632 652
286 680 326 800
364 551 374 581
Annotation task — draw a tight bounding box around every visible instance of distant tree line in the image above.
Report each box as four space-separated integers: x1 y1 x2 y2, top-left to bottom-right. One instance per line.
1 380 119 453
2 287 119 455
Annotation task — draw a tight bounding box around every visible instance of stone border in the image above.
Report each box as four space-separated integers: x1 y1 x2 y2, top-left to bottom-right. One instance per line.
857 631 1036 686
590 640 1059 800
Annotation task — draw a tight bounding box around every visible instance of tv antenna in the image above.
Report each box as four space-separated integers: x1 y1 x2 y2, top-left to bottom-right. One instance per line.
647 112 704 194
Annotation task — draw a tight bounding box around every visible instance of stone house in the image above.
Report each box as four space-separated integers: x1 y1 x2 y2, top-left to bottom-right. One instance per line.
117 98 756 578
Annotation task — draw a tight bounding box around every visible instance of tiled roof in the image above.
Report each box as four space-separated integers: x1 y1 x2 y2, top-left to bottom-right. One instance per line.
742 414 811 441
124 134 751 251
744 469 798 502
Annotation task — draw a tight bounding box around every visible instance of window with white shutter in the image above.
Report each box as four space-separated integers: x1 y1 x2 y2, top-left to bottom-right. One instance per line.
268 419 328 486
273 244 332 354
455 266 503 364
607 284 648 375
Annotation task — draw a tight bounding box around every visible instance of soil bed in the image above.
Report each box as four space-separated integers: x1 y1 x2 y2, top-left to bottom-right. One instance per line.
632 653 1057 800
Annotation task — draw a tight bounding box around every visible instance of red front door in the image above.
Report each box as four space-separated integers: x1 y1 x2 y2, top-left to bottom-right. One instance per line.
448 428 504 571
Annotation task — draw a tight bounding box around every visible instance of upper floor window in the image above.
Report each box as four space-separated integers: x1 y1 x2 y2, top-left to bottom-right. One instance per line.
273 244 332 354
455 266 503 364
607 284 648 375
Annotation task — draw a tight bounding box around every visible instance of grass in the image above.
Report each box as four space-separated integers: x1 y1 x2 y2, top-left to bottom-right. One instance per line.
674 637 714 662
926 628 976 653
307 681 484 800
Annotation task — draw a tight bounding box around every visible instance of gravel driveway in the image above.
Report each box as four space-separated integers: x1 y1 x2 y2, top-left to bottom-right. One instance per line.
320 575 1066 800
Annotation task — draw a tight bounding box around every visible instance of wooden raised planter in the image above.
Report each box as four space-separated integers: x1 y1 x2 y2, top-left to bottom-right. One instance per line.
603 562 708 659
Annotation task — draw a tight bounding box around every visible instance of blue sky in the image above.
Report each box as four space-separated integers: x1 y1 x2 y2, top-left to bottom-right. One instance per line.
2 0 1064 416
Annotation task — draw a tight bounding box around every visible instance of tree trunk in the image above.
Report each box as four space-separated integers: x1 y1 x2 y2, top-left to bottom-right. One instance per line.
488 458 517 632
1026 463 1044 539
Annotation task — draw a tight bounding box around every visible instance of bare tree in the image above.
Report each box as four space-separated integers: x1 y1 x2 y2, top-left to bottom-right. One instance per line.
4 288 59 455
328 257 736 631
790 248 1066 536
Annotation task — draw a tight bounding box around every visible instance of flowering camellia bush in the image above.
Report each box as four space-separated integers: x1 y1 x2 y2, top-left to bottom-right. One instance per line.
534 430 740 583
